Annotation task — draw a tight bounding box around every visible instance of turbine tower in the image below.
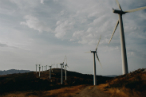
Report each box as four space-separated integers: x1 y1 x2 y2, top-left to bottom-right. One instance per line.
86 36 102 85
36 64 37 73
39 64 41 77
109 0 146 74
64 63 69 80
42 66 43 71
56 64 58 68
49 65 53 79
44 66 46 71
64 56 69 80
60 62 64 84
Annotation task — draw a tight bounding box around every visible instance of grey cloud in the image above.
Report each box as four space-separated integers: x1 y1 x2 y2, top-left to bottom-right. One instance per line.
20 15 52 33
0 43 9 47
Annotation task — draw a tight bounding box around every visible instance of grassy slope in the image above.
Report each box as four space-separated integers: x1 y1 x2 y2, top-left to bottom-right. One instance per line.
1 85 86 97
97 68 146 97
0 68 112 95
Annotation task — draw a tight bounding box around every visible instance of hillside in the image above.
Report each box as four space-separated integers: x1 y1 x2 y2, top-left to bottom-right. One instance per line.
0 68 146 97
97 68 146 97
0 68 112 96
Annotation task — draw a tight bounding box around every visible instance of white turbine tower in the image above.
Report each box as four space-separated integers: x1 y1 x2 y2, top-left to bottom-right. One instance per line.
46 65 47 70
86 36 102 85
109 0 146 75
44 66 46 71
49 64 53 79
56 64 58 68
60 62 64 85
39 64 41 77
64 63 69 80
64 56 69 80
36 64 37 73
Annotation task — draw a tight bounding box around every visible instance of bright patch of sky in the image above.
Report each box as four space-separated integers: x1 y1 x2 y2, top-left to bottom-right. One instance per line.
0 0 146 75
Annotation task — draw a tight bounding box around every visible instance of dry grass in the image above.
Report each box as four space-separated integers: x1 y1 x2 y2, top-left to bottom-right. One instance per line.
1 85 86 97
97 71 146 97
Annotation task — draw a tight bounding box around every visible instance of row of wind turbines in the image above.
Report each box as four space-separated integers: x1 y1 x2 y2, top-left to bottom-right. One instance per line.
35 0 146 86
87 0 146 85
35 56 69 84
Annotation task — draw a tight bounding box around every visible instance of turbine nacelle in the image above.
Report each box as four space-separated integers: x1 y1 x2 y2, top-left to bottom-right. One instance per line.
90 51 96 53
112 9 126 14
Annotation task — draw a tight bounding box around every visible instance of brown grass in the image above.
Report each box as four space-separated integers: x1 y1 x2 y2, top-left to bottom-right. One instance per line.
97 78 146 97
1 85 86 97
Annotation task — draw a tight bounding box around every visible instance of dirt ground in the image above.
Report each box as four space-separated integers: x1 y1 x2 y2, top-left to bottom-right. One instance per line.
1 85 110 97
73 86 110 97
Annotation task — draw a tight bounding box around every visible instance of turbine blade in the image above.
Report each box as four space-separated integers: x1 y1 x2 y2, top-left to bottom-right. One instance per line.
67 64 69 68
95 35 101 50
96 53 102 68
64 55 66 63
115 0 122 10
109 20 119 44
124 6 146 13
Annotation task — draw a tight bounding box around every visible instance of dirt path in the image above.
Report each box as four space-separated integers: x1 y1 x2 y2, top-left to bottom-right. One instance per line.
73 86 110 97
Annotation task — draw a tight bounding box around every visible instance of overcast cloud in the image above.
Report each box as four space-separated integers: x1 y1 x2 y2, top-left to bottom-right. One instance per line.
0 0 146 75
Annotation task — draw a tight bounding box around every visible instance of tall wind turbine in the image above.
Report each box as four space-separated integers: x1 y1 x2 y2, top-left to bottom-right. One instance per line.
64 63 69 80
64 56 69 80
36 64 37 73
39 64 41 77
60 62 64 85
109 0 146 75
49 64 53 79
86 36 102 85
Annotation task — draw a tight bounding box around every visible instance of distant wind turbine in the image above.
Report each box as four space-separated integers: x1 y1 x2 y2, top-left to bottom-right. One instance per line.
44 66 46 71
60 62 64 84
46 65 47 70
36 64 37 73
56 64 58 68
86 36 102 85
109 0 146 74
39 64 41 77
64 56 69 80
49 64 54 79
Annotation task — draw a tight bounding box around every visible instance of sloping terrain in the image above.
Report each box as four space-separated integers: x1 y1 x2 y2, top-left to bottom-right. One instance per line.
73 86 110 97
97 68 146 97
0 68 145 97
0 68 112 96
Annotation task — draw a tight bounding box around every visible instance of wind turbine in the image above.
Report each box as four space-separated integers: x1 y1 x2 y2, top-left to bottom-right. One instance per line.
64 56 69 80
42 66 43 71
39 64 41 77
36 64 37 73
56 64 58 68
49 64 54 79
44 66 46 71
86 36 102 85
60 62 64 84
109 0 146 75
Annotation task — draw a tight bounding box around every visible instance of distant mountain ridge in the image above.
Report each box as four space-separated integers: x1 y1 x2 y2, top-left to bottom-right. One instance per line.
0 69 31 75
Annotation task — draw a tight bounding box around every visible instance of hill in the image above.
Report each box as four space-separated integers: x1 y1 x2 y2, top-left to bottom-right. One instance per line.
97 68 146 97
0 68 112 96
0 68 146 97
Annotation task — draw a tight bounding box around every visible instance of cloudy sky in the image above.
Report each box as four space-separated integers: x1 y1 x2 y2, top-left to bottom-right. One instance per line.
0 0 146 75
